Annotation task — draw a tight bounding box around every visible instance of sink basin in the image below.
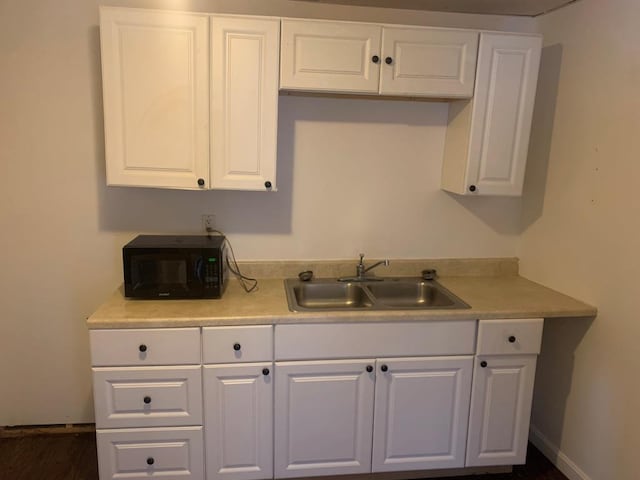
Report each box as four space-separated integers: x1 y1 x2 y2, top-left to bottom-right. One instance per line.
284 278 469 312
292 282 374 309
367 281 459 308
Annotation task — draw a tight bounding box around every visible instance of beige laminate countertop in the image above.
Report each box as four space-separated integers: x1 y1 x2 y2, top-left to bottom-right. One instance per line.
87 275 596 329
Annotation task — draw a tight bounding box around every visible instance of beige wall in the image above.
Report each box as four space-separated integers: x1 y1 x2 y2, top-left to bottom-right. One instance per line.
521 0 640 478
0 1 534 424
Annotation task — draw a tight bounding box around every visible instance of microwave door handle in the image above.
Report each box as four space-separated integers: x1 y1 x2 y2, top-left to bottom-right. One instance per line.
195 257 204 281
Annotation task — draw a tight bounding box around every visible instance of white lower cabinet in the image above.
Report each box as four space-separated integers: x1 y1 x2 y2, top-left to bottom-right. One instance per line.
203 363 274 480
93 366 203 429
372 357 473 472
273 356 474 478
91 328 204 480
274 359 376 478
466 355 538 466
202 326 275 480
91 319 544 480
466 318 543 466
96 426 204 479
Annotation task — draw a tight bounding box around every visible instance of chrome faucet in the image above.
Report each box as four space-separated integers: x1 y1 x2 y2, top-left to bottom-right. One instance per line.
348 253 390 280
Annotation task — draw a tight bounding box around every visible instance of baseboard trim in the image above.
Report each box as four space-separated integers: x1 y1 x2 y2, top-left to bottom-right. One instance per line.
529 425 591 480
0 423 96 438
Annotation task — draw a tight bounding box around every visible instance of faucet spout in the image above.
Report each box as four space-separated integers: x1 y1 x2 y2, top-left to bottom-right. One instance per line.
363 259 390 275
355 254 390 279
337 254 390 282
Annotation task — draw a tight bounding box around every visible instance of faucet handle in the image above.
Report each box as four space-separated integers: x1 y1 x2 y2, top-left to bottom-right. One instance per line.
358 253 365 265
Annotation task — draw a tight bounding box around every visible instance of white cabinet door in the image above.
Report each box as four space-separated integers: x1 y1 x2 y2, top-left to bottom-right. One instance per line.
380 27 478 98
465 33 542 195
99 7 210 189
280 20 478 98
280 19 382 94
96 426 204 479
466 355 537 466
274 359 375 478
203 363 273 480
442 33 542 196
211 16 280 191
371 357 473 472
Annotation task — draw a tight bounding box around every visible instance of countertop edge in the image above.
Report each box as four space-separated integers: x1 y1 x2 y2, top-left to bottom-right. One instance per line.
86 274 597 329
86 307 598 329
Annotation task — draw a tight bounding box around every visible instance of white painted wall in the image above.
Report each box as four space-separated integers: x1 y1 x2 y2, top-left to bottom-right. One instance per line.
521 0 640 478
0 1 534 424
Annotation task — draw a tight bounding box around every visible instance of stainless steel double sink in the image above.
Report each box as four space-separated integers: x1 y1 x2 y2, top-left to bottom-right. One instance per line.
284 277 470 312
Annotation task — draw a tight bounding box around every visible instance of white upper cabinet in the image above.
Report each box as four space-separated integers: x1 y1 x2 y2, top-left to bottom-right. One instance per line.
211 16 280 191
280 19 478 98
99 8 279 191
100 7 210 189
442 32 542 196
100 8 541 196
280 19 382 94
379 27 478 97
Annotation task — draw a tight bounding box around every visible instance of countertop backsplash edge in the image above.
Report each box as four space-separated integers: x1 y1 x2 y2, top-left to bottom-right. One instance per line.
235 257 519 279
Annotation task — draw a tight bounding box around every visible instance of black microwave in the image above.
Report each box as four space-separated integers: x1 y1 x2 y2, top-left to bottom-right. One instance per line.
123 235 228 299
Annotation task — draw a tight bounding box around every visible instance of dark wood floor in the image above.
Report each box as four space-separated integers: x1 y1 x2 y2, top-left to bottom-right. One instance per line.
0 432 98 480
0 432 567 480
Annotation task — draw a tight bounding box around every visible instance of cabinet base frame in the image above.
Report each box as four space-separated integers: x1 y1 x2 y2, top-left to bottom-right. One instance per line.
281 465 511 480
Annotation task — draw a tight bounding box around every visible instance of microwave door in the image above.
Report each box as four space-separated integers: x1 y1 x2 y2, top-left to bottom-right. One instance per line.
130 255 190 297
156 259 188 296
189 255 207 296
130 258 156 295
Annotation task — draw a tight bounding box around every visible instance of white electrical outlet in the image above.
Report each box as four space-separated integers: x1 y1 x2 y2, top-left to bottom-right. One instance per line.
202 214 216 232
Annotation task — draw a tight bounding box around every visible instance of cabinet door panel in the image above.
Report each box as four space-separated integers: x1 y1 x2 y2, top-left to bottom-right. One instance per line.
99 7 209 189
204 363 273 480
465 33 542 195
380 28 478 97
466 355 537 466
274 360 375 477
211 16 279 190
372 357 473 472
280 19 382 94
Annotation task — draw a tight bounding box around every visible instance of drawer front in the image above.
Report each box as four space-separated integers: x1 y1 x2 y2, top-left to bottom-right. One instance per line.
96 426 204 479
476 318 543 355
90 328 200 366
275 321 476 360
93 366 202 429
203 325 273 364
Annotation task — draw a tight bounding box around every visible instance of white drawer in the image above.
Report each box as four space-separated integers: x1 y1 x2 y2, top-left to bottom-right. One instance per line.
96 426 204 479
93 366 202 429
275 321 476 360
476 318 544 355
90 328 200 366
203 325 273 364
